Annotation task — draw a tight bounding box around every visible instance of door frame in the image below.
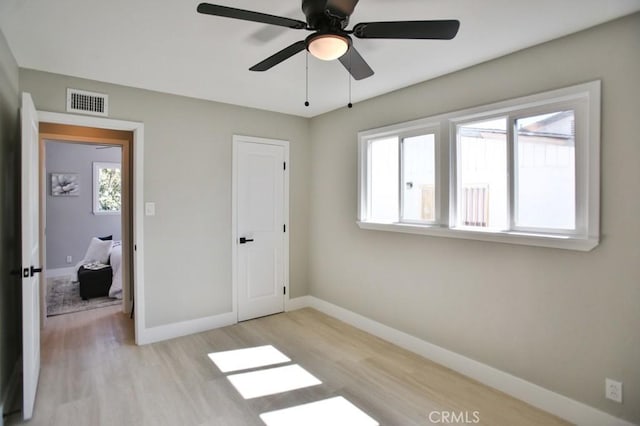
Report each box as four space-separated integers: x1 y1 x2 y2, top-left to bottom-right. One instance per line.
231 135 290 321
37 111 146 344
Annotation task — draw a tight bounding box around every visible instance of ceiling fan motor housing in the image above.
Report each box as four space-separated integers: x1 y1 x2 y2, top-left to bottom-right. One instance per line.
302 0 351 30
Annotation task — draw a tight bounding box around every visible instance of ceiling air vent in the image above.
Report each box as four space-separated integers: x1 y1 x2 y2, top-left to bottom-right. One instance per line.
66 88 109 116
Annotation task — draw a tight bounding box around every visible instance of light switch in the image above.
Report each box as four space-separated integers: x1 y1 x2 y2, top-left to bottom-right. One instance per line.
145 202 156 216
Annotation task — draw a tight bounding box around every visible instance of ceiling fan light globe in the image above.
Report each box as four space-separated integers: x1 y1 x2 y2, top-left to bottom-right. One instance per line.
308 34 349 61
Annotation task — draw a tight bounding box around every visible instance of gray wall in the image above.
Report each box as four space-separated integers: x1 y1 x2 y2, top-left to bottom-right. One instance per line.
20 69 311 328
0 28 21 412
308 13 640 423
45 141 122 269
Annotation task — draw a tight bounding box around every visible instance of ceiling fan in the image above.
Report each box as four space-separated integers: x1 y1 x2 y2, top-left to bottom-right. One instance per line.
197 0 460 81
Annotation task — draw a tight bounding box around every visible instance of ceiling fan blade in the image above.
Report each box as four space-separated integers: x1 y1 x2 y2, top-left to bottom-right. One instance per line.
353 20 460 40
197 3 307 30
326 0 360 16
250 7 302 43
338 46 374 80
249 40 307 72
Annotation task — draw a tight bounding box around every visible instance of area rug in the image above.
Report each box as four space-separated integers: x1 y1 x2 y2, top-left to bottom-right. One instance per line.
46 275 121 317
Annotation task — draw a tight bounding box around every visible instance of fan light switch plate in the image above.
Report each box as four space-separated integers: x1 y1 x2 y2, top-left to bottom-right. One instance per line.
145 202 156 216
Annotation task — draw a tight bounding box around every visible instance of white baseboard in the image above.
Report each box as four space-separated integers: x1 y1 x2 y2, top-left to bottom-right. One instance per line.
286 296 634 426
137 311 237 345
1 359 21 426
285 295 312 311
138 296 313 346
136 295 314 346
45 267 75 278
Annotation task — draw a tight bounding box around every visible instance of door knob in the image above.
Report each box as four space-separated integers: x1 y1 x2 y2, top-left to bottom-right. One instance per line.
23 266 42 278
239 237 254 244
30 266 43 277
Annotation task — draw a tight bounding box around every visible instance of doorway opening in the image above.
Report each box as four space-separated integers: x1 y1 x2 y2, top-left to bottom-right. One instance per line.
43 139 124 317
39 123 134 326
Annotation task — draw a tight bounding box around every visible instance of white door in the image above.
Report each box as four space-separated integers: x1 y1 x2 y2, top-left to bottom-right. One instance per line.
21 92 41 420
235 137 287 321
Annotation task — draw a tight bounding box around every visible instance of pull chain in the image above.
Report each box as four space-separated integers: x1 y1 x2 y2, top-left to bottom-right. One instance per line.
305 51 310 107
347 49 353 109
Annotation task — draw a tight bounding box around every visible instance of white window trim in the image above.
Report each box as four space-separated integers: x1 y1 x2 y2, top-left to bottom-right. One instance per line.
357 81 600 251
93 161 122 215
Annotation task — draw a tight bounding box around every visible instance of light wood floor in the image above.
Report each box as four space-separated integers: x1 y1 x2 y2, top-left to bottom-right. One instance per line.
7 306 569 426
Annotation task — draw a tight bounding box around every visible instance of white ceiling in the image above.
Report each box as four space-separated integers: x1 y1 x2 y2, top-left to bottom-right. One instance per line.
1 0 639 117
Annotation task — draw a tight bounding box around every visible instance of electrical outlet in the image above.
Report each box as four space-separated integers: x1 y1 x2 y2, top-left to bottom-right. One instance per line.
66 255 72 264
605 378 623 403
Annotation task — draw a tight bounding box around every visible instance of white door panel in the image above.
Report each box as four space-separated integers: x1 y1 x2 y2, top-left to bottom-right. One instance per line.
236 139 286 321
21 92 41 420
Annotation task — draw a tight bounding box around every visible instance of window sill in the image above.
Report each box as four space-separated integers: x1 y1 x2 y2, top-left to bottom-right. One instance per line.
93 211 121 216
356 221 598 252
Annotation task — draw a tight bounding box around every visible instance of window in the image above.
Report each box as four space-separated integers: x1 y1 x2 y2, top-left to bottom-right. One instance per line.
358 81 600 251
93 162 121 214
361 125 439 225
514 111 576 230
368 136 399 222
402 134 436 223
456 117 508 230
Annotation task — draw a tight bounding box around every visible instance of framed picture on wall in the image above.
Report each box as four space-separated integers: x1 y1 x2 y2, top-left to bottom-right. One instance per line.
51 173 79 196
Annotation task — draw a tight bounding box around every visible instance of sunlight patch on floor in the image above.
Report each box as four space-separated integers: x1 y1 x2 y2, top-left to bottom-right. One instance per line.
260 396 380 426
208 344 377 423
226 364 322 399
208 345 291 373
